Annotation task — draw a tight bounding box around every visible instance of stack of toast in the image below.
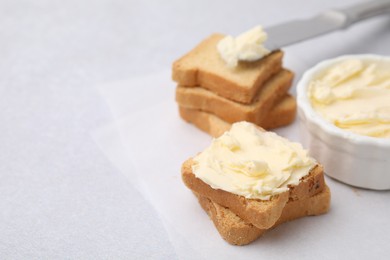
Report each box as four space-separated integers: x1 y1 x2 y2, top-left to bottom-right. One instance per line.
175 32 330 245
173 33 297 137
182 157 330 246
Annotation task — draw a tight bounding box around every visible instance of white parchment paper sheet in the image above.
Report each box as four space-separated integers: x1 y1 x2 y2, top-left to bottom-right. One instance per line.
93 56 390 259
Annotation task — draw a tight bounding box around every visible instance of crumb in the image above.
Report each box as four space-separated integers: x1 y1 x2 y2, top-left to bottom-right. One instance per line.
351 188 361 196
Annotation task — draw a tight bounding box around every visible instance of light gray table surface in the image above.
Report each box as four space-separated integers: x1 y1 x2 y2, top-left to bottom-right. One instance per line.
1 0 389 259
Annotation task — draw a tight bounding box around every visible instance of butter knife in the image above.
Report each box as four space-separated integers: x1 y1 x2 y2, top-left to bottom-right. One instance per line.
265 0 390 50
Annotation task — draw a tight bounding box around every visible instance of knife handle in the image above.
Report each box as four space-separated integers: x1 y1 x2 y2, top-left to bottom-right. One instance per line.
338 0 390 27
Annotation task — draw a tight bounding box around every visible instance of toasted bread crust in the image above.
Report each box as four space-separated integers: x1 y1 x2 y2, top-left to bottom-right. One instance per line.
172 34 284 104
196 186 330 245
182 158 325 229
176 69 294 123
179 106 231 137
178 94 297 137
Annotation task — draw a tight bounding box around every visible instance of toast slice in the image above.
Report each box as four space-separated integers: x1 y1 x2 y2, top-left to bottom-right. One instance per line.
172 34 283 104
178 94 297 137
196 185 331 245
182 158 325 229
176 69 294 124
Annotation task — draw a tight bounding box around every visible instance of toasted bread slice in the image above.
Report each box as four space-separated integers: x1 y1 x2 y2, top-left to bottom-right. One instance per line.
172 34 283 104
182 158 325 229
176 69 293 124
178 94 297 137
196 185 331 245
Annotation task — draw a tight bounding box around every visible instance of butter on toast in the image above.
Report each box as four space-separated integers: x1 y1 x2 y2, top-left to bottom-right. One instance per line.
172 34 283 104
182 158 325 229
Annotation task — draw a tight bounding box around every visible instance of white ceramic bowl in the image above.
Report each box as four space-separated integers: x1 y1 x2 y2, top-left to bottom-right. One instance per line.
297 54 390 190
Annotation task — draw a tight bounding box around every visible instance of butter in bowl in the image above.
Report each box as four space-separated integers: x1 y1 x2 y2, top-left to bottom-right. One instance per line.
297 55 390 190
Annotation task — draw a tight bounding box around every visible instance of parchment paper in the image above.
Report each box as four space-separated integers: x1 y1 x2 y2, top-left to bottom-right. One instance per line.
92 55 390 259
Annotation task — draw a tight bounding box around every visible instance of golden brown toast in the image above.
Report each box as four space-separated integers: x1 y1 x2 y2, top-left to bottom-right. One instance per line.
172 34 284 104
195 185 330 245
176 69 294 124
178 94 297 137
182 158 325 229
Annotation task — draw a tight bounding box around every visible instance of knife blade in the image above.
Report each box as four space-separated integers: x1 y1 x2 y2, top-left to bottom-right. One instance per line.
264 0 390 50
